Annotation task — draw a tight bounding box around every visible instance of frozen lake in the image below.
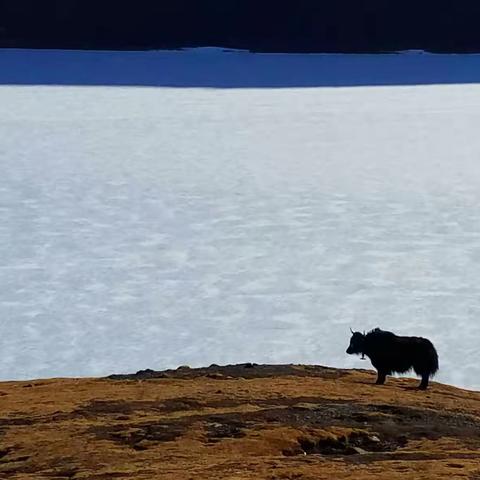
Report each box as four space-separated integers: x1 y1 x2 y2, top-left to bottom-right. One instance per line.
2 49 480 389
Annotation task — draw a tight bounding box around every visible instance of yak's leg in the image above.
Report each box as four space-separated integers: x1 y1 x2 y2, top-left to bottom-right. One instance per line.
419 374 429 390
375 370 387 385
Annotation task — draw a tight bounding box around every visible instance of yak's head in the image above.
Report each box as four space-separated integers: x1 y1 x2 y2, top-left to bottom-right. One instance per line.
346 329 366 355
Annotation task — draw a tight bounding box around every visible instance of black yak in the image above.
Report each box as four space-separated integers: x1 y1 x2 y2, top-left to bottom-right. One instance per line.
346 328 439 390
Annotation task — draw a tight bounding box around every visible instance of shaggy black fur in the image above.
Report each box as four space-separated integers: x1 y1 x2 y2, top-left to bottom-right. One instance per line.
346 328 439 390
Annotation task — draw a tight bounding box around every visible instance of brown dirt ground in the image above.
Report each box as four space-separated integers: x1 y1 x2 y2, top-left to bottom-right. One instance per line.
0 364 480 479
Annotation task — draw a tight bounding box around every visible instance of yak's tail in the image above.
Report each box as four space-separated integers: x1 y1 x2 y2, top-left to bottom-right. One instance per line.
427 341 439 378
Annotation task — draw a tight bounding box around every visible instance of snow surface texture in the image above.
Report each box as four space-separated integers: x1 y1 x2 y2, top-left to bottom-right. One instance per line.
1 49 480 388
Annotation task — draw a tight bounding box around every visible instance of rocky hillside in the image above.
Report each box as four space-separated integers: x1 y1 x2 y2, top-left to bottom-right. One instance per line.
1 364 480 479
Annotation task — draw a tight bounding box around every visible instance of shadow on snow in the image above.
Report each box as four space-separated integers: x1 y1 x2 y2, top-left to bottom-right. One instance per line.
2 48 480 88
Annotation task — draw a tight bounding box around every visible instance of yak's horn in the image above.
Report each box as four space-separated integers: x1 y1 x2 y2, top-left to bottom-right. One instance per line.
350 327 354 334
